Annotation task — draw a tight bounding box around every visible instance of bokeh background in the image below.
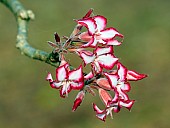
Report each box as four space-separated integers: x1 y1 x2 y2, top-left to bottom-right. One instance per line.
0 0 170 128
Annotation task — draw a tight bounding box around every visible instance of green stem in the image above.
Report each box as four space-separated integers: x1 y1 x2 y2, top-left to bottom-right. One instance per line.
0 0 60 67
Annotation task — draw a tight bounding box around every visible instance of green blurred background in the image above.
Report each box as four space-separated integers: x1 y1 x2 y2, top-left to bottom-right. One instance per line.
0 0 170 128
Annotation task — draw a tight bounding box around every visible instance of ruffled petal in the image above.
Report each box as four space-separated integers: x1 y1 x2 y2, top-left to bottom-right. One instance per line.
95 46 113 56
104 73 119 88
110 89 119 103
108 92 120 113
127 70 147 81
119 99 135 111
70 81 84 90
60 82 71 97
97 39 107 45
81 36 94 48
92 61 102 73
56 64 68 81
84 71 94 80
93 103 106 114
89 36 98 47
94 15 107 31
69 65 83 82
121 82 131 92
77 18 96 35
46 73 61 88
46 72 53 82
78 51 95 65
49 81 61 89
117 62 128 82
106 39 122 46
100 27 123 39
117 86 129 101
96 113 107 122
93 103 107 121
97 54 118 69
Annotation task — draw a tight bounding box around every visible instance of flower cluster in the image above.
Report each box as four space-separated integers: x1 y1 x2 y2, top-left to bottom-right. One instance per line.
46 9 147 121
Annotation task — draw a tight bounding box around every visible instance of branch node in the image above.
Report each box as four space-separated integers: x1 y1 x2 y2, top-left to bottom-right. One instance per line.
27 10 35 20
18 9 35 20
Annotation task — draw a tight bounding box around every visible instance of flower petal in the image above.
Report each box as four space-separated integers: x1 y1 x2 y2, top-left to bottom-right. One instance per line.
77 18 96 35
95 46 113 56
93 103 107 121
56 64 68 81
46 72 53 82
89 36 98 47
93 103 106 114
117 62 128 82
127 70 147 81
84 71 94 80
81 36 94 48
92 61 102 73
78 50 95 65
60 83 71 97
94 15 107 31
53 82 62 89
70 81 84 90
121 82 131 92
97 54 118 69
96 113 107 122
99 88 112 106
96 78 112 90
100 27 123 40
69 65 83 82
117 86 129 101
106 39 122 46
119 99 135 111
104 73 119 88
78 31 92 42
46 73 61 88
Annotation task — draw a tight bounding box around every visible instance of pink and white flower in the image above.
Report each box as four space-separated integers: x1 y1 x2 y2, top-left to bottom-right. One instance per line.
46 63 84 97
104 62 147 100
78 46 118 74
77 15 123 47
93 88 134 121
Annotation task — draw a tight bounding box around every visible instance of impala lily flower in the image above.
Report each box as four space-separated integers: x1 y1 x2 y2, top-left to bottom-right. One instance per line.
93 87 135 121
117 62 147 82
46 63 84 97
104 62 147 100
77 15 123 47
70 9 93 39
93 88 117 121
78 46 118 74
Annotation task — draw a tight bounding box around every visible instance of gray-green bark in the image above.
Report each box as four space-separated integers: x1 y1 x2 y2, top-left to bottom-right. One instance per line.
0 0 60 67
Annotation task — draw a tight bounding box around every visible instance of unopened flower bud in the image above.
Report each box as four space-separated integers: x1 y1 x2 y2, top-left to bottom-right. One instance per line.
72 91 85 111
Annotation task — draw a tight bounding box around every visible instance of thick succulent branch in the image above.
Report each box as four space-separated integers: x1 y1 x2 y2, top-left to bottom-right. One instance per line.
0 0 60 67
